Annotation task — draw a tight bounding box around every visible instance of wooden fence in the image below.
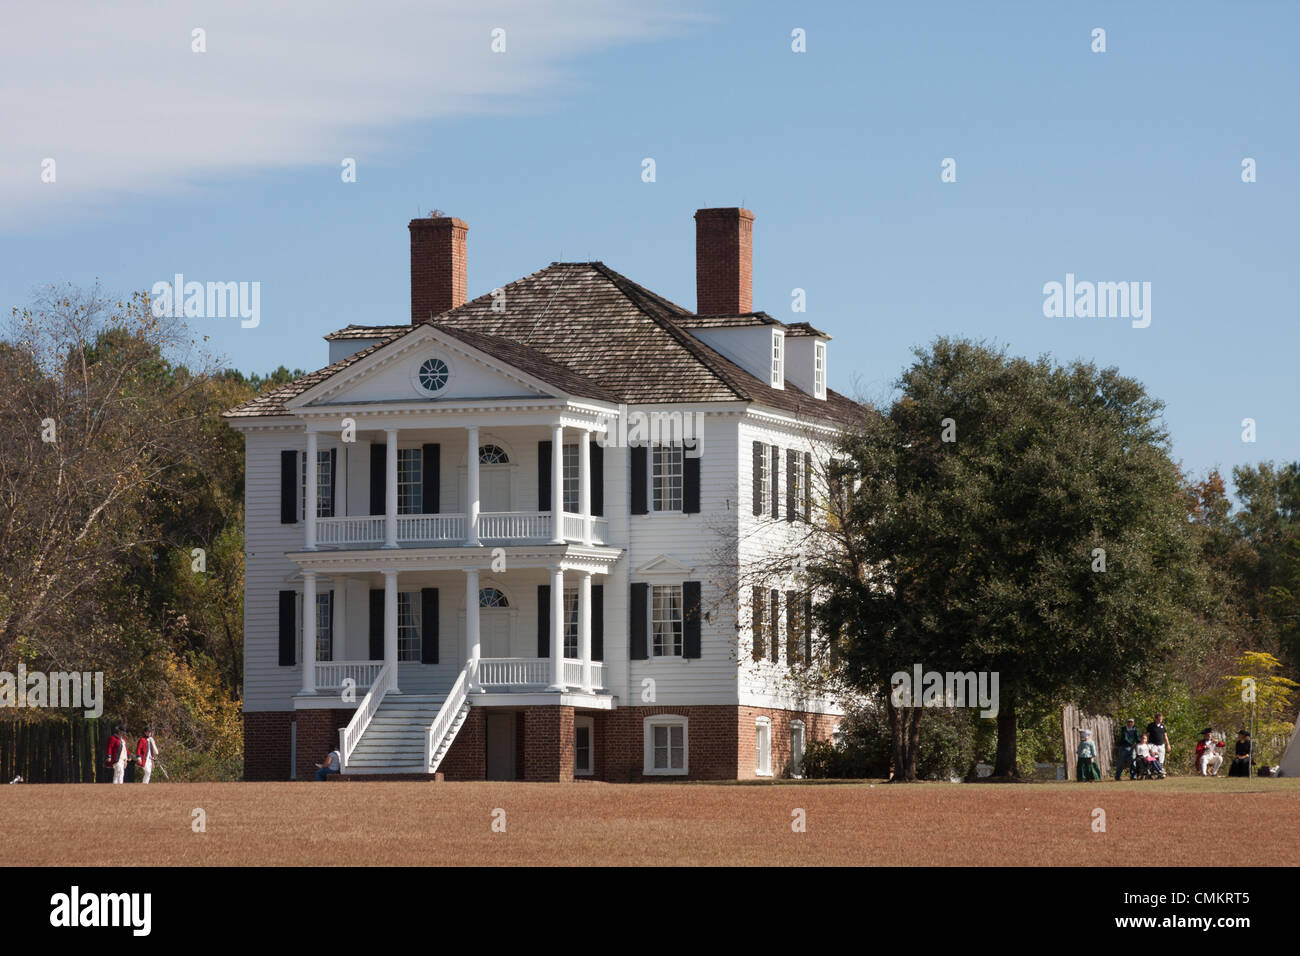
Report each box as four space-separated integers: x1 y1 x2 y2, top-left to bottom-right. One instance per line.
0 717 109 783
1061 704 1115 781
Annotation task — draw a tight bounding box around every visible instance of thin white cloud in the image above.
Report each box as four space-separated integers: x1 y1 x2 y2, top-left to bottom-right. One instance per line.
0 0 691 228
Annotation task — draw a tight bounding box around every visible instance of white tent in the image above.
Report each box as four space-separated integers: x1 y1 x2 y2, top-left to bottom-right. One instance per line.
1280 719 1300 777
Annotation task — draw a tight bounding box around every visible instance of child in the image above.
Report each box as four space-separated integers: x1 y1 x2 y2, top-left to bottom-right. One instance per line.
1076 729 1101 781
1137 733 1164 778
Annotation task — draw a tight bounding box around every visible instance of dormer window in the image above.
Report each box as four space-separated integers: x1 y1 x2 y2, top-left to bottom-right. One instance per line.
814 341 826 399
770 330 784 389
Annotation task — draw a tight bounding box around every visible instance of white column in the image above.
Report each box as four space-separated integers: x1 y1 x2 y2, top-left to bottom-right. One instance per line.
579 570 593 693
465 568 481 690
384 428 398 548
549 566 565 690
550 423 565 543
383 569 400 693
578 428 592 546
304 430 318 550
301 571 317 695
465 425 481 546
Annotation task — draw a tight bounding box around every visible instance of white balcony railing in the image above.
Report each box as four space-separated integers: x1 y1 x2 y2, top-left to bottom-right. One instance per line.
477 657 604 691
398 513 466 543
478 657 552 688
315 660 382 691
316 515 384 546
315 511 606 548
478 511 552 541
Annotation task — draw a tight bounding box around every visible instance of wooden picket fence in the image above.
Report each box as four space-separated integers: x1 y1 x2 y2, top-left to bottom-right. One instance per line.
1061 704 1115 781
0 717 109 783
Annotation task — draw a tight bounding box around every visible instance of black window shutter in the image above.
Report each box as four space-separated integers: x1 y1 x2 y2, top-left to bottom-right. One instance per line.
538 441 552 512
630 445 647 515
420 588 439 664
786 449 797 522
630 583 649 659
280 451 298 524
770 446 781 519
682 581 701 659
683 446 701 514
537 585 551 658
803 593 814 662
592 585 604 661
369 444 385 516
769 590 780 662
785 589 799 663
278 590 296 665
422 444 440 514
590 442 604 517
368 589 384 660
751 586 764 660
751 442 763 516
804 451 812 521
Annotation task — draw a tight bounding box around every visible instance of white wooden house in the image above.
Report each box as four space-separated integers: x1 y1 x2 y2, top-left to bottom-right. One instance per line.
225 208 863 781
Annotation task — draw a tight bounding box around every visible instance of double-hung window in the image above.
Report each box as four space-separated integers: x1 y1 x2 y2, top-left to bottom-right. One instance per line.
644 715 688 775
562 443 580 513
651 584 683 657
300 450 334 520
315 592 333 661
397 591 421 661
651 444 684 512
397 448 422 515
755 717 772 776
563 588 579 658
813 341 827 399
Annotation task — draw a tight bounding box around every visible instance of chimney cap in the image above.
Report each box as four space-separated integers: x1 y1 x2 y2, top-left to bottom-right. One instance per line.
694 207 755 220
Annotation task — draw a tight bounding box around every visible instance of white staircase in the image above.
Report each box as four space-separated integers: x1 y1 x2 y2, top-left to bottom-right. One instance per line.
345 695 448 773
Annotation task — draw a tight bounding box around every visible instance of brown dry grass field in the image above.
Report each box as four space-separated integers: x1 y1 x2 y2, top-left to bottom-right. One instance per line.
3 777 1298 866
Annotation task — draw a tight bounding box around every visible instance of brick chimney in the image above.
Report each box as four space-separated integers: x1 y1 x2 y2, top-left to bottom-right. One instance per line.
409 216 468 323
694 207 755 315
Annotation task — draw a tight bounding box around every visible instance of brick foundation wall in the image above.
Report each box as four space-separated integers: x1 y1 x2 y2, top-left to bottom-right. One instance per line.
523 706 573 782
737 706 840 780
438 707 485 781
244 709 356 781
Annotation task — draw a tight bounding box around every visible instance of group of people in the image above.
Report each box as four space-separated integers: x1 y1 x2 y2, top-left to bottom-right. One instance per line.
105 724 160 783
1074 712 1256 781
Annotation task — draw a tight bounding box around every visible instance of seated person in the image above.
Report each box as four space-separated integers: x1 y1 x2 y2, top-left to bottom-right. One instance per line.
315 748 342 781
1228 730 1252 777
1136 734 1164 778
1196 728 1225 776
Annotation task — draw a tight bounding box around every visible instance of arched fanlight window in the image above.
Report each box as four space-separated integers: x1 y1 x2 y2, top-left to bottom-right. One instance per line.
479 587 509 608
478 444 509 464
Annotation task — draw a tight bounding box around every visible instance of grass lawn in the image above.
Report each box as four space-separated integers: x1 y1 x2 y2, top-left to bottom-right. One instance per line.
3 777 1296 866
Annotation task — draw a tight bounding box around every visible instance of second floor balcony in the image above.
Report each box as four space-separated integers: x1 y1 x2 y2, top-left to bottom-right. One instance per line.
316 510 608 548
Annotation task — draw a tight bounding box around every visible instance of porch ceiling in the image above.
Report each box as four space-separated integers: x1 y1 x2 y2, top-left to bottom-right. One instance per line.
286 543 622 575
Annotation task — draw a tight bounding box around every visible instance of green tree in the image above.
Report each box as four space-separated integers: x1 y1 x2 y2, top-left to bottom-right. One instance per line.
812 338 1204 779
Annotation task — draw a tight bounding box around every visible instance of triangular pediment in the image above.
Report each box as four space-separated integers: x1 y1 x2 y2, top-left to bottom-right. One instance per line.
286 324 558 409
635 553 695 575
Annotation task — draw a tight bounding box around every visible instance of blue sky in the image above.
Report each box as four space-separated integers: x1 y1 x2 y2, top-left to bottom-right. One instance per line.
3 0 1296 487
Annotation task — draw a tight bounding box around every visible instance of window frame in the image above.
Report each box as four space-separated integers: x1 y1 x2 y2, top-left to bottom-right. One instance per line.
562 587 579 658
397 447 423 515
755 716 773 777
813 341 827 399
649 583 684 658
789 719 806 778
643 714 689 776
396 590 422 662
650 443 685 513
770 330 784 387
561 442 580 514
574 715 595 777
757 442 770 517
315 591 333 662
